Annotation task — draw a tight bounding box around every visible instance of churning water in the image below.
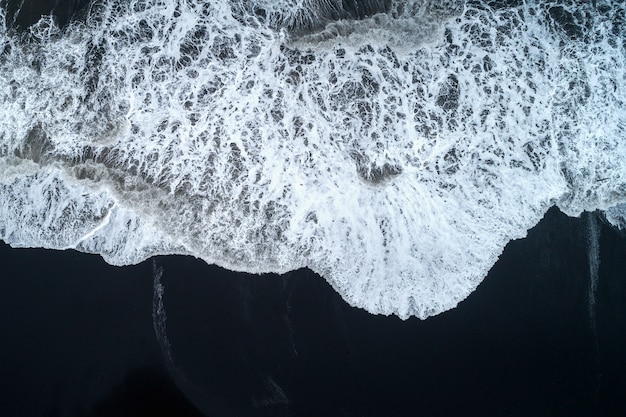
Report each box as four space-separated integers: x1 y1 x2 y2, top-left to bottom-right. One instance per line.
0 0 624 318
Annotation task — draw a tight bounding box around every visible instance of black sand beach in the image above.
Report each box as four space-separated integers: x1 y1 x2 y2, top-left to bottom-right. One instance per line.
1 208 626 416
1 1 626 415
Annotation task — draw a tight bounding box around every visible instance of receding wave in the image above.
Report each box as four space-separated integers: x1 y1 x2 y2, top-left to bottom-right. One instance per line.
1 0 625 318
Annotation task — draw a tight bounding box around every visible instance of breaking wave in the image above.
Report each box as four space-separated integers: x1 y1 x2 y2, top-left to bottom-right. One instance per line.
1 0 625 318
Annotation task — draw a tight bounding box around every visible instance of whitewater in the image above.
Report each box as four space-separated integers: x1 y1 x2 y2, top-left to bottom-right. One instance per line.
0 0 624 319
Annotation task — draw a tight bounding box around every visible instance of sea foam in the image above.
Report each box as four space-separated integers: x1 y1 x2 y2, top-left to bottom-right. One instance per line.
0 0 624 318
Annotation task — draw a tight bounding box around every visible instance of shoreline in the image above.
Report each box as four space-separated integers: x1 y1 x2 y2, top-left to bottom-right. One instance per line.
1 207 625 416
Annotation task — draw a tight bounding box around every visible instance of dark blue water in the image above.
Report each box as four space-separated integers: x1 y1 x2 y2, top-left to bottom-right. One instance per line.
1 1 626 416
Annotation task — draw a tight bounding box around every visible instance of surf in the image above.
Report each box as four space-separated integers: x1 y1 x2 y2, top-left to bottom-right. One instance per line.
0 0 624 318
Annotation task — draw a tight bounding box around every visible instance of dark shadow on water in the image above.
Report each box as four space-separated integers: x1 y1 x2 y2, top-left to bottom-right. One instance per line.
85 369 206 417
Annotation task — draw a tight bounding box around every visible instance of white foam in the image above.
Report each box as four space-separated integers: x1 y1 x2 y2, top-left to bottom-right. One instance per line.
586 211 602 393
1 1 625 318
586 212 600 324
604 203 626 229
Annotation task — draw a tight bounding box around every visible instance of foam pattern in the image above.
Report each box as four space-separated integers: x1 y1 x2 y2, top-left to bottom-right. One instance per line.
0 0 624 318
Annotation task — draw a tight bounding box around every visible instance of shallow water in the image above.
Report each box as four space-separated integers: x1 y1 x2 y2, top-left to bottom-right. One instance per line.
1 207 626 416
1 0 625 319
1 2 626 413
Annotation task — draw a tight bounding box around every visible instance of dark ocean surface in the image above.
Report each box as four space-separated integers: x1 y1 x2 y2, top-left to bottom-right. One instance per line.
1 1 626 416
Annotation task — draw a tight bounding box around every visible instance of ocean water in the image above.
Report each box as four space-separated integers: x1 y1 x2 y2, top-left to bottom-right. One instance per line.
0 1 625 321
2 208 626 416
